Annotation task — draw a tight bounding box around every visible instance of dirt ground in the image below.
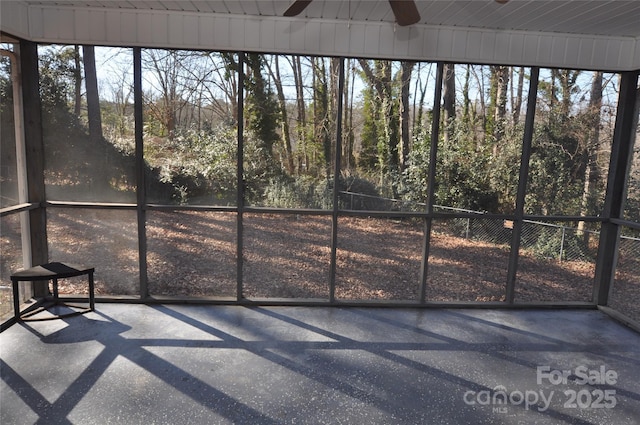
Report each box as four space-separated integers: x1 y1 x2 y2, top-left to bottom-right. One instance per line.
27 209 640 322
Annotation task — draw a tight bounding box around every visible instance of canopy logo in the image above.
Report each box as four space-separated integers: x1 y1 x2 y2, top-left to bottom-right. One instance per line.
462 365 618 414
463 385 554 413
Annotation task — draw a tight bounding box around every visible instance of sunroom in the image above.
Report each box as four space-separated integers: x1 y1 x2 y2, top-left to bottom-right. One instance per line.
1 1 639 424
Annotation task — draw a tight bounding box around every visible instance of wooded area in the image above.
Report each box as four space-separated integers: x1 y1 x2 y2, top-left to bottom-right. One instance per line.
1 44 639 321
2 45 635 224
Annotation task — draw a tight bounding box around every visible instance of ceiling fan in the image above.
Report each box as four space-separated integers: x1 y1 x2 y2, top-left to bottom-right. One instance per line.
284 0 421 26
284 0 510 27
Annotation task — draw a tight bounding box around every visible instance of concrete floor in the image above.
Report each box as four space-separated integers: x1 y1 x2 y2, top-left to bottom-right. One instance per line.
1 304 639 425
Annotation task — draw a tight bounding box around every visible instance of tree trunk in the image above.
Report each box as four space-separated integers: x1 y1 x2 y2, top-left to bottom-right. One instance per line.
470 65 487 140
215 53 239 124
329 57 340 174
462 65 470 128
380 61 399 189
490 65 509 154
343 58 356 171
399 61 415 170
559 70 572 118
512 66 524 126
83 45 102 143
578 71 603 238
412 62 431 137
245 53 279 156
291 55 307 173
550 69 558 118
358 59 399 187
267 56 294 173
73 45 82 116
442 63 456 144
358 59 385 99
313 57 331 179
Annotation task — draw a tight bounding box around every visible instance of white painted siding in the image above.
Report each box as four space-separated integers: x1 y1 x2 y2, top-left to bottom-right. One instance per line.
0 1 30 40
1 3 638 71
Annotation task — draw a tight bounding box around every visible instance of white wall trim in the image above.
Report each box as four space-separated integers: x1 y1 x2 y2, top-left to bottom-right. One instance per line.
0 1 30 40
1 3 638 71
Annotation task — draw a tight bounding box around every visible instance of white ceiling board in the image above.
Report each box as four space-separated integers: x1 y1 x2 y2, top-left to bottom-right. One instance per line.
499 2 549 31
14 0 640 37
517 2 599 33
435 2 496 28
218 0 244 15
590 6 640 34
360 1 393 23
329 1 349 20
188 1 215 13
2 0 639 70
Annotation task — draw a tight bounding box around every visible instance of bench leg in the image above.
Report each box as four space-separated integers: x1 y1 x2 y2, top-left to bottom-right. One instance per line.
52 278 59 302
88 271 95 311
12 279 21 321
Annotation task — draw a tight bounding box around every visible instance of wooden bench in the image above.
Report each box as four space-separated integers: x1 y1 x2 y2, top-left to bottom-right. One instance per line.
11 262 95 321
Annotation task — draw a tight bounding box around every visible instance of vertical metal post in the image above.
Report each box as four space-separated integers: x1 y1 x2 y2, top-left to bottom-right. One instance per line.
236 53 245 301
505 67 540 304
419 62 444 303
1 47 32 269
329 58 345 303
20 40 48 298
593 71 639 305
133 47 148 299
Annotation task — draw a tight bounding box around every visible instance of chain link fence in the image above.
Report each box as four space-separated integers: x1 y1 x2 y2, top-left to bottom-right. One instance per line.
341 190 639 268
519 220 600 262
616 234 640 281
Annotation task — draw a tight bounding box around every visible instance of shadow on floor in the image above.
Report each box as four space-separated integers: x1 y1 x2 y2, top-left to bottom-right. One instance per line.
2 304 639 424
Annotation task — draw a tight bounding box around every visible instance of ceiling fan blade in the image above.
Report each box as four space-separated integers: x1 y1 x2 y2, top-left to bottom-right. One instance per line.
389 0 421 26
284 0 313 17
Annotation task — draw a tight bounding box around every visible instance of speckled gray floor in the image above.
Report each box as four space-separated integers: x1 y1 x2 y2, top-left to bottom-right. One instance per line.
1 305 639 424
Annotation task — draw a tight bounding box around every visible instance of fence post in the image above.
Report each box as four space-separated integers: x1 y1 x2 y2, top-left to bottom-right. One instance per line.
559 226 566 262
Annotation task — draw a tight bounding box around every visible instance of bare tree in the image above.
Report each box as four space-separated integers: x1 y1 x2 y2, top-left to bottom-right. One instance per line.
142 49 198 137
105 71 133 139
412 62 433 138
265 55 294 172
288 56 308 173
